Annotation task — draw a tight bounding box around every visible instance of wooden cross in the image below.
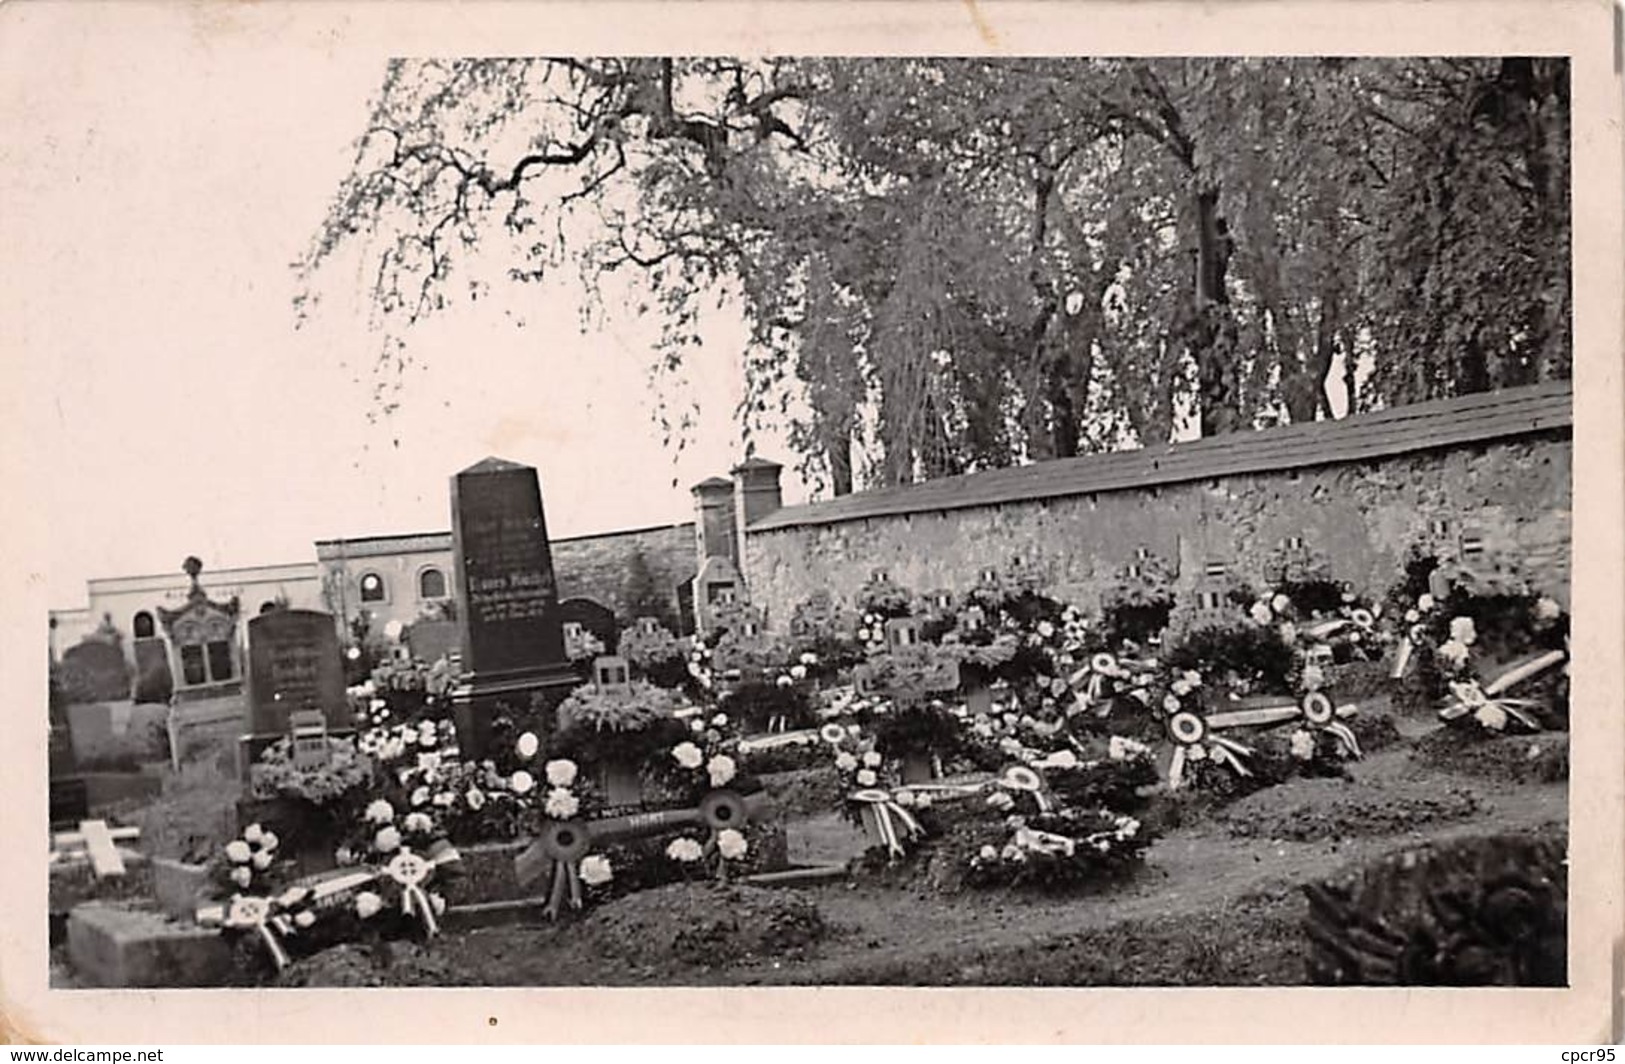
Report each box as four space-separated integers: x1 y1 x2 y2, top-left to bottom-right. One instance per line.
53 820 134 878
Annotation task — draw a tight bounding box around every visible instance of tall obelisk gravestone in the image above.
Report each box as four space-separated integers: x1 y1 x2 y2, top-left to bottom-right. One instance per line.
448 457 579 757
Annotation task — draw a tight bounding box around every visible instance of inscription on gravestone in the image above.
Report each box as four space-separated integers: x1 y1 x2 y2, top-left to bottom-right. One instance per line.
246 609 348 736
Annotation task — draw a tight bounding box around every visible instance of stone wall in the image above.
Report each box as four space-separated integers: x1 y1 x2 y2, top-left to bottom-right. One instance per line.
744 434 1572 634
553 522 697 630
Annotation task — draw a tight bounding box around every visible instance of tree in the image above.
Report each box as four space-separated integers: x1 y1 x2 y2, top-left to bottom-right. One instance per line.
298 58 1571 492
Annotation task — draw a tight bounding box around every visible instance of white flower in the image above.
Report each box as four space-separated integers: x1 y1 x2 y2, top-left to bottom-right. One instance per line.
1474 703 1509 732
1418 593 1435 612
544 759 578 788
711 713 729 728
242 824 264 844
293 910 316 929
1183 670 1202 688
1187 743 1208 762
230 866 253 888
861 750 882 768
579 854 614 886
998 737 1023 756
1108 736 1130 761
251 850 272 871
915 793 933 809
1272 594 1292 614
979 844 998 861
776 675 794 688
856 627 871 642
408 786 428 807
834 752 858 772
1300 664 1326 692
707 754 737 787
1534 596 1562 621
1250 601 1273 625
354 891 383 919
1449 616 1478 646
800 652 819 666
225 840 252 864
515 731 540 760
847 724 862 736
404 812 433 834
666 837 704 863
892 788 916 807
1001 843 1025 862
544 788 580 820
1171 678 1192 697
1047 749 1078 770
987 791 1015 811
789 664 808 681
465 788 486 811
374 826 402 853
509 770 536 795
1278 622 1298 645
1162 694 1182 713
259 831 278 851
1289 729 1316 761
672 742 704 769
1437 639 1471 668
1037 621 1055 638
855 769 877 787
716 829 748 860
335 846 356 867
1404 609 1420 623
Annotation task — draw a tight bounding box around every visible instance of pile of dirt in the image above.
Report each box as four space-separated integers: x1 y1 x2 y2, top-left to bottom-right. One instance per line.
1410 729 1569 783
276 940 478 988
572 881 827 970
1218 777 1484 842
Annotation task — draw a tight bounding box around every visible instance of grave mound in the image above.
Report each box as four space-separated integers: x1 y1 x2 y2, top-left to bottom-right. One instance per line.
1218 777 1483 842
574 881 826 970
1410 729 1569 783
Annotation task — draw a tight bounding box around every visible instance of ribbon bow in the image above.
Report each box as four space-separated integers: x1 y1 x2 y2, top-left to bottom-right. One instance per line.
383 851 440 936
198 894 290 970
1163 709 1254 791
848 788 923 858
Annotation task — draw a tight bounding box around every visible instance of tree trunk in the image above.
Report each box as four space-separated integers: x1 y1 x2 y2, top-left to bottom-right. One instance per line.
1192 185 1240 436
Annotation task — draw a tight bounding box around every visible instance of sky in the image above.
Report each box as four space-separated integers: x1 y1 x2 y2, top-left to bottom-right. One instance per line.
5 5 802 610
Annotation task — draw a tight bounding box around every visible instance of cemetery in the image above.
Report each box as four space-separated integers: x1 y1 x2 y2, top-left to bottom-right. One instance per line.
46 386 1573 990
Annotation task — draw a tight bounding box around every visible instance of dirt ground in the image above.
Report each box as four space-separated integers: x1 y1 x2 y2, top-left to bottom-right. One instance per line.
274 713 1568 987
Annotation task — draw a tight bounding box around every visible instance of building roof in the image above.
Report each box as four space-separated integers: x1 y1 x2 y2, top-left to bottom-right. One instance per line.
314 521 697 560
749 381 1573 533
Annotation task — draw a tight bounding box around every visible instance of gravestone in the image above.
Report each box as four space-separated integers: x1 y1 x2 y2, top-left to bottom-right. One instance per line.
131 638 173 704
448 457 578 756
246 609 349 736
59 642 130 704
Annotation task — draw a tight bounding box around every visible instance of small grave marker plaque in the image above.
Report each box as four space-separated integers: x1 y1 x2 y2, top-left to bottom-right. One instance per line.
593 655 631 694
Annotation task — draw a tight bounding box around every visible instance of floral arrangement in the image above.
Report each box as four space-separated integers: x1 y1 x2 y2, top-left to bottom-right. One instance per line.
1384 550 1570 731
963 806 1151 890
1099 550 1178 646
854 574 915 620
617 623 691 687
564 628 608 663
199 820 462 972
248 736 371 806
720 672 816 735
552 680 692 771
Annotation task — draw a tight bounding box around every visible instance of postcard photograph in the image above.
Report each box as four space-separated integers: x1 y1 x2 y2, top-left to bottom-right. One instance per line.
6 0 1622 1045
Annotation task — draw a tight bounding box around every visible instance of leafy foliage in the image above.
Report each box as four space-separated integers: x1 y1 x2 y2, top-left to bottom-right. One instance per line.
299 58 1569 493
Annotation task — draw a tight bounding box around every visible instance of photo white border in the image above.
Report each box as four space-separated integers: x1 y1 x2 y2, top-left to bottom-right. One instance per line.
2 0 1619 1044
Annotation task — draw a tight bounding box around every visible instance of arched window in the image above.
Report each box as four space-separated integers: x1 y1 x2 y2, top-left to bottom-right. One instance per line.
132 611 155 639
418 567 447 600
359 572 387 603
